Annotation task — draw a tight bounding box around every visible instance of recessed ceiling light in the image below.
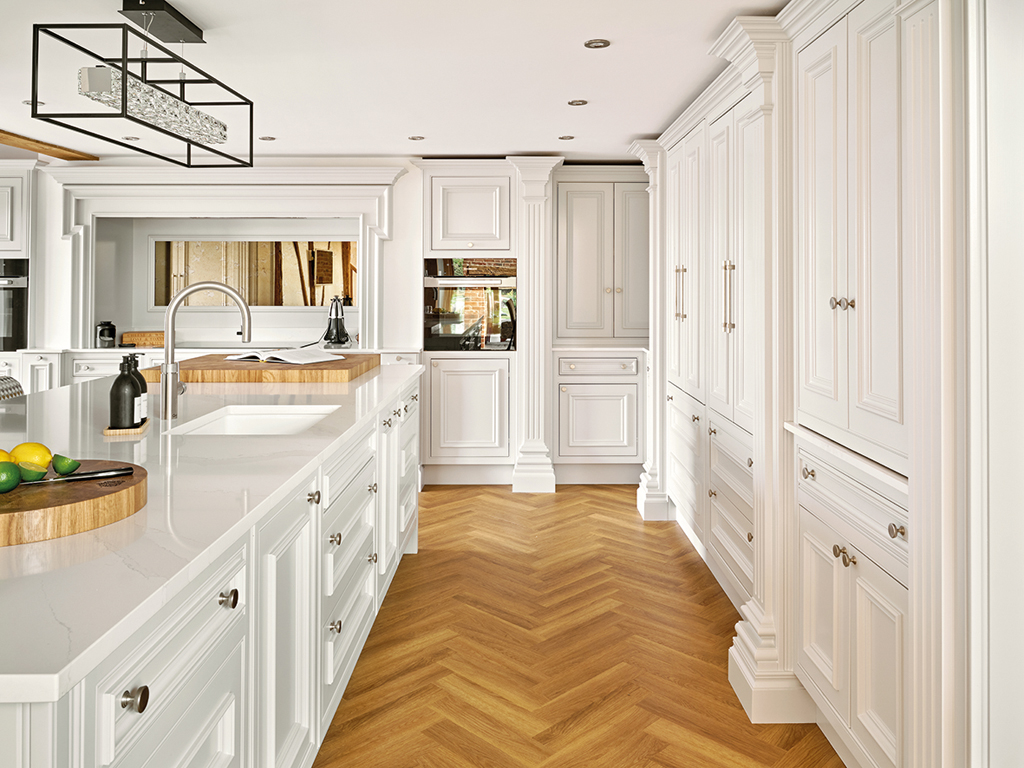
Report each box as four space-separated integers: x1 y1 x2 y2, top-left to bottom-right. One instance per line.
408 136 425 141
22 100 45 106
558 135 575 141
258 136 276 141
568 99 588 107
122 136 140 141
584 39 610 49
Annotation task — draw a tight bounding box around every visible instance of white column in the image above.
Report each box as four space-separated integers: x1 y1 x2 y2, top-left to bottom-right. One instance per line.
628 140 671 520
508 156 563 493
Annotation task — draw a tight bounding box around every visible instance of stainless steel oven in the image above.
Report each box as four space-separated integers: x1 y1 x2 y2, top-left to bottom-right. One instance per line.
423 259 516 351
0 260 28 352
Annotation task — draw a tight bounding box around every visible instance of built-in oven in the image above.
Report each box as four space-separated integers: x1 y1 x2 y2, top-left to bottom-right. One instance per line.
424 258 516 351
0 260 28 352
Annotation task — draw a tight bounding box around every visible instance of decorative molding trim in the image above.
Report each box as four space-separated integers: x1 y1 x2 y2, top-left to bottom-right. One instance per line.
728 646 816 722
42 165 408 188
553 166 648 183
507 156 563 494
658 69 746 152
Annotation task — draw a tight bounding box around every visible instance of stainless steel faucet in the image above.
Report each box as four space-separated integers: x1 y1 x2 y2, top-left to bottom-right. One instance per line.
161 281 252 420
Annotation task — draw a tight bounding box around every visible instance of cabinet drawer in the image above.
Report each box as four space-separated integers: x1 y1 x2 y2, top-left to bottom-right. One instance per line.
708 417 754 523
708 489 754 600
71 358 122 378
398 474 418 536
558 357 638 376
382 353 421 365
322 421 375 510
558 383 638 457
797 444 908 586
323 459 377 598
88 541 247 767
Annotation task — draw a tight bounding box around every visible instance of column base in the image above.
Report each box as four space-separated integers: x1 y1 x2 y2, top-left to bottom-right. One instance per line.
636 471 672 520
511 456 556 493
728 629 815 723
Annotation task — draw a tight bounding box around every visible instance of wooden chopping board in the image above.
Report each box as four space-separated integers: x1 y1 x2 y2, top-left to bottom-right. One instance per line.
0 460 147 547
139 353 380 384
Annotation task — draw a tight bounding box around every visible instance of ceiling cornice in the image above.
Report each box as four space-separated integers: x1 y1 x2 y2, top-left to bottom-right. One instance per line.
41 166 408 187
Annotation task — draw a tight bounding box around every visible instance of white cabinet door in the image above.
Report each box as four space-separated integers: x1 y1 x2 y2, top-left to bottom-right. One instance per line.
846 0 907 459
707 111 733 422
613 182 650 337
665 388 705 538
22 352 60 393
557 383 638 458
0 353 22 390
376 403 402 605
431 176 511 251
429 358 509 458
0 176 25 252
557 183 615 338
256 480 318 768
797 506 850 724
797 18 849 432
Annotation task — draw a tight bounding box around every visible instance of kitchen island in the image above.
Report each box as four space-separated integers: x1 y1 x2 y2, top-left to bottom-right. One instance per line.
0 362 422 768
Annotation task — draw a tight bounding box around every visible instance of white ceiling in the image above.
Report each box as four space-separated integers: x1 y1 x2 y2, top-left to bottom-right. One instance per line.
1 0 788 163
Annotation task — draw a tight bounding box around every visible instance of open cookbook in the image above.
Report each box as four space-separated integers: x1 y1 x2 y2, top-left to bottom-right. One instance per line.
225 348 344 365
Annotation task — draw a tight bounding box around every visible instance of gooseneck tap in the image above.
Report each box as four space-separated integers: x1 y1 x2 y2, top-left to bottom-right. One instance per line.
161 281 252 420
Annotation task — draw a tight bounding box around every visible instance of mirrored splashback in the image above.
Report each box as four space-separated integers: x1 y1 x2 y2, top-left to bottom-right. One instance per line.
153 240 357 307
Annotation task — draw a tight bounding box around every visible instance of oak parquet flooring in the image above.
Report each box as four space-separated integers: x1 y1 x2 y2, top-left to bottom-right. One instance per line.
313 484 843 767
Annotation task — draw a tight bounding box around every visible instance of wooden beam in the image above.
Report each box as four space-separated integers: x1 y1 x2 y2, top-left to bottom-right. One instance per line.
0 129 99 162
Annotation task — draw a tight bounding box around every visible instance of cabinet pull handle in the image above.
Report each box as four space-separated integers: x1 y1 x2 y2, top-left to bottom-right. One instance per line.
801 467 815 480
569 364 576 369
832 544 847 559
394 409 402 418
723 262 736 332
329 532 343 546
692 415 699 422
383 418 392 428
121 686 150 713
307 490 321 505
747 458 753 468
830 297 839 310
615 287 622 293
411 394 418 401
667 394 673 401
368 482 377 494
218 589 239 609
368 552 378 563
329 620 344 633
747 532 753 543
708 427 716 435
561 386 568 392
708 489 717 498
676 266 687 320
621 363 627 369
839 297 849 310
888 523 907 539
404 404 409 414
432 361 438 367
842 552 857 567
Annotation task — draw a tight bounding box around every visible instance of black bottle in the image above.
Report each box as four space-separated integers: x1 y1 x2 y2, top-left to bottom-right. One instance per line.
110 356 142 429
128 354 148 422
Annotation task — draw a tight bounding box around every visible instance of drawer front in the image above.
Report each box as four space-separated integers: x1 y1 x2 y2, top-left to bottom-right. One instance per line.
707 488 754 600
322 421 376 510
558 357 638 376
558 383 638 457
323 459 377 598
89 541 248 766
323 522 375 633
72 358 122 378
797 445 908 586
667 388 703 457
381 353 421 365
113 623 246 768
398 473 418 535
708 417 754 523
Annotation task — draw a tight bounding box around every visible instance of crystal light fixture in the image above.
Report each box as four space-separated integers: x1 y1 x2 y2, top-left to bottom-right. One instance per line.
78 66 227 145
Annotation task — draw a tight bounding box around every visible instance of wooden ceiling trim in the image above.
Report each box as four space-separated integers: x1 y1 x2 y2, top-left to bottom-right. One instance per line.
0 129 99 162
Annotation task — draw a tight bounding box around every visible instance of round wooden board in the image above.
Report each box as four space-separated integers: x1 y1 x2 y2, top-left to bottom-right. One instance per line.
0 460 147 547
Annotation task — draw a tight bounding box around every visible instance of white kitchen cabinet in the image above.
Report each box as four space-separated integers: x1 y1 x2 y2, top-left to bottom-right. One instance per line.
0 174 27 253
397 382 420 554
255 477 318 768
797 0 907 473
0 353 22 389
428 357 509 459
22 351 61 393
557 383 638 458
666 385 705 539
376 401 402 605
555 182 649 340
706 415 755 608
431 176 511 251
667 125 705 403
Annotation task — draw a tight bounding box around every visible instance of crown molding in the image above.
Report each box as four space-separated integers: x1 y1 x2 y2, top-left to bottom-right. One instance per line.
552 164 646 183
41 165 408 187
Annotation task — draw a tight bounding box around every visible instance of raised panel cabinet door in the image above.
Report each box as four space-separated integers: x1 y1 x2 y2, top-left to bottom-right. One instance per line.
0 176 24 251
613 182 650 337
797 19 850 432
707 111 734 422
256 483 318 768
666 144 687 392
796 507 851 724
429 358 509 457
557 183 615 338
376 405 402 606
679 124 706 403
431 176 511 250
733 93 765 435
22 353 59 393
847 0 908 465
849 547 907 768
558 383 638 457
665 389 705 538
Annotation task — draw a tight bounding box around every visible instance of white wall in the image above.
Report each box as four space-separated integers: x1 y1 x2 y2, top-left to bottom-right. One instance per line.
29 169 74 350
93 218 134 342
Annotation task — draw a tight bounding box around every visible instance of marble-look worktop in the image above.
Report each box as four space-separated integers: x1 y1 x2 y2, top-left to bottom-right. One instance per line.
0 364 422 703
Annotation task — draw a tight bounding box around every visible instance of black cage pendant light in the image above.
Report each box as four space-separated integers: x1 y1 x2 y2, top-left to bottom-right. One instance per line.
31 1 253 167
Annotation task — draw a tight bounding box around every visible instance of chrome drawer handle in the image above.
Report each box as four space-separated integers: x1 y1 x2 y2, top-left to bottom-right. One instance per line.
368 552 378 563
218 589 239 609
329 533 343 546
307 490 321 505
121 686 150 713
842 552 857 567
329 620 344 634
692 415 699 422
368 482 377 494
801 467 815 480
888 523 907 539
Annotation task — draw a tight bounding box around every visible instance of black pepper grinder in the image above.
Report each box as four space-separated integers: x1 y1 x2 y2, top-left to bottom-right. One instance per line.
128 354 148 423
110 356 142 429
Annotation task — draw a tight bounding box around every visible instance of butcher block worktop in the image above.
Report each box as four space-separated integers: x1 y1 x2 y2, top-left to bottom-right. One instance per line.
140 352 380 383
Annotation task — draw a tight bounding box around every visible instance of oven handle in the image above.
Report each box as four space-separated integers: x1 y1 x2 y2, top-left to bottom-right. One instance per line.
425 277 515 288
0 277 27 288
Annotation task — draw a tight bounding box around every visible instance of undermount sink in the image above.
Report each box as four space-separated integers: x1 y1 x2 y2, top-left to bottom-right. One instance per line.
167 405 340 436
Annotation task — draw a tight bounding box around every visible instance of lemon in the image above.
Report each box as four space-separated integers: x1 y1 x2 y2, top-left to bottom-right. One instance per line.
0 450 10 463
10 443 52 470
51 455 81 476
17 462 47 482
0 462 20 493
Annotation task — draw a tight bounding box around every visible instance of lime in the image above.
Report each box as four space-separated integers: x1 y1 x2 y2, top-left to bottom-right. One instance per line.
51 455 81 476
17 462 47 482
10 443 52 470
0 462 20 493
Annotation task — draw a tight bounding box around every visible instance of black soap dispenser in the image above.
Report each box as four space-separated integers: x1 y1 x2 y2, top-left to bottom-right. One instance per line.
110 356 142 429
128 354 148 423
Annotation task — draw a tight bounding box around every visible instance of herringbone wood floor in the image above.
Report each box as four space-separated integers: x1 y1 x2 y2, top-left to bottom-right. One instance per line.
313 485 844 768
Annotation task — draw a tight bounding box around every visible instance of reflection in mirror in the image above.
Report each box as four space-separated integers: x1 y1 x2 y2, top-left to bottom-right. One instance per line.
153 240 357 307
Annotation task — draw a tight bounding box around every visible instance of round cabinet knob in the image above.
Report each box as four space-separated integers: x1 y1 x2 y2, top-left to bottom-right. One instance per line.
708 427 716 436
329 532 343 546
606 287 612 294
383 418 392 428
82 365 91 371
842 552 858 567
412 394 418 401
832 544 847 559
368 482 378 494
801 467 816 480
467 242 474 248
368 552 378 563
708 489 717 498
36 356 44 361
747 458 754 468
621 363 627 369
121 685 150 713
747 532 753 543
839 297 850 310
692 415 699 422
829 297 839 310
888 523 907 539
432 361 438 367
307 490 321 505
667 395 673 401
615 288 622 293
569 364 576 369
395 356 402 362
218 589 239 609
329 620 344 634
404 404 409 414
394 409 402 417
561 387 567 392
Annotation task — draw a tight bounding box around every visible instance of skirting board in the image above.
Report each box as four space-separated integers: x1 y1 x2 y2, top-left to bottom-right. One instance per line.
553 464 643 485
422 464 515 485
728 648 816 724
815 707 859 768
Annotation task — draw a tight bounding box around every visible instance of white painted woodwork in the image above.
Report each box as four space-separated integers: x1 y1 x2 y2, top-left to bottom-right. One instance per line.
666 386 705 538
557 357 638 376
376 406 402 605
613 183 651 337
0 353 22 389
256 481 317 768
557 383 637 457
557 183 614 337
0 176 24 251
708 482 755 606
707 111 733 422
430 176 511 250
429 357 509 458
707 415 754 526
22 352 60 393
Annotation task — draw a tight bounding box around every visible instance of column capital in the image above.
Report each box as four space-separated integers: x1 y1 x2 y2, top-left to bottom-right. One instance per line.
628 141 664 179
507 156 564 200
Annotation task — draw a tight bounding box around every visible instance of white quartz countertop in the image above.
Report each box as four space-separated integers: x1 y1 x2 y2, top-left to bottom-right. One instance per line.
0 364 423 703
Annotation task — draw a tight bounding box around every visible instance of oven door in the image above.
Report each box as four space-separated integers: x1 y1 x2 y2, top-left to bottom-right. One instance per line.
423 277 516 351
0 275 28 352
